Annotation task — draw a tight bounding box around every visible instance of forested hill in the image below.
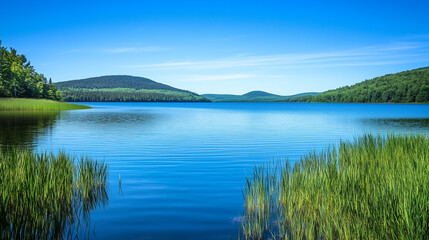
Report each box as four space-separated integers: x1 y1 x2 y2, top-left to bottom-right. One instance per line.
55 75 188 92
55 75 210 102
288 67 429 103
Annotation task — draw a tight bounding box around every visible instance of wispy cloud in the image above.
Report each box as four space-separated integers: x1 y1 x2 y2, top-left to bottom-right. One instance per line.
182 74 254 82
60 46 168 55
127 41 428 70
103 46 168 53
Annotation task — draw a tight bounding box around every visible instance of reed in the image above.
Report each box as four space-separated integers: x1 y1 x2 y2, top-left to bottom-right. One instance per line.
0 98 90 111
240 134 429 240
0 148 108 239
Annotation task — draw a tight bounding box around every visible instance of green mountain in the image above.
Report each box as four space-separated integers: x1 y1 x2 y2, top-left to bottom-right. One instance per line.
288 67 429 103
55 75 210 102
203 91 320 102
55 75 186 92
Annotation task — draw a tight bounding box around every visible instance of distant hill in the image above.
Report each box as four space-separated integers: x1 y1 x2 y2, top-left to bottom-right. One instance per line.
288 67 429 103
203 91 320 102
55 75 210 102
242 91 280 97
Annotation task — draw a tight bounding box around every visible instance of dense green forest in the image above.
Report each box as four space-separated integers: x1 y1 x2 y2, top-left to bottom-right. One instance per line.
287 67 429 103
0 41 61 100
55 76 210 102
59 88 210 102
203 91 320 102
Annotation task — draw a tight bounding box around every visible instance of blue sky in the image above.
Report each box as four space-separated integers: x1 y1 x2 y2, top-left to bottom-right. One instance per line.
2 0 429 95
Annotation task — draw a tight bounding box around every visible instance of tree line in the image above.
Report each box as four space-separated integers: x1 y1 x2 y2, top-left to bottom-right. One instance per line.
60 88 211 102
0 41 61 100
286 67 429 103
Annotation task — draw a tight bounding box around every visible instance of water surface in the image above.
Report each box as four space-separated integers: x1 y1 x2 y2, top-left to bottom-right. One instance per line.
2 102 429 239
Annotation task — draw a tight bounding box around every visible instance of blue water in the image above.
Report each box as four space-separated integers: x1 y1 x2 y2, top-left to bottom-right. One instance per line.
4 102 429 239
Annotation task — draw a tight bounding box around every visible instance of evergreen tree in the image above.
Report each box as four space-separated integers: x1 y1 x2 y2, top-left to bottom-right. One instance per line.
0 41 61 100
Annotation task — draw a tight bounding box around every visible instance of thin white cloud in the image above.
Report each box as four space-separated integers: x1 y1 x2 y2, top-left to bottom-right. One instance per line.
60 46 169 55
182 74 254 82
127 41 428 70
103 46 168 53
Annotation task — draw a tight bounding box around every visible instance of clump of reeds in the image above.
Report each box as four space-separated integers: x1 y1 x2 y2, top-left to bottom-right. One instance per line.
240 134 429 240
0 98 90 111
0 148 108 239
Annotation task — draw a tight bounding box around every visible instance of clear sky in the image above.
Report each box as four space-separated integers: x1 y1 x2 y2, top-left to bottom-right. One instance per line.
2 0 429 95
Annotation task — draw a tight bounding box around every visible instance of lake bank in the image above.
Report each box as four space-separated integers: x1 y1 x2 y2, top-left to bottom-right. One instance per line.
0 98 90 111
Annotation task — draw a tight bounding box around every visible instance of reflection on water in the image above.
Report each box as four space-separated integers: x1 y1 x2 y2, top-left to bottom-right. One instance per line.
64 111 157 125
0 111 61 147
361 118 429 132
2 186 108 239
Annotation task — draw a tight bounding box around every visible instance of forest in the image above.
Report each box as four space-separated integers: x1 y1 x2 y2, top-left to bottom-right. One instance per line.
0 41 61 100
59 88 211 102
286 67 429 103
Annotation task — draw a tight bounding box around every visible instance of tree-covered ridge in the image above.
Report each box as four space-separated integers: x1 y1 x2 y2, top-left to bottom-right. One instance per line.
55 75 189 92
288 67 429 103
59 88 210 102
0 41 61 100
55 75 210 102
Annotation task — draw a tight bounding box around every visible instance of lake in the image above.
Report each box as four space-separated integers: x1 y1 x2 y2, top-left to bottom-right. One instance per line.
2 102 429 239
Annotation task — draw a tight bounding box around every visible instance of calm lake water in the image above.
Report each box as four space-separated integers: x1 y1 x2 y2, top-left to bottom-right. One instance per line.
2 102 429 239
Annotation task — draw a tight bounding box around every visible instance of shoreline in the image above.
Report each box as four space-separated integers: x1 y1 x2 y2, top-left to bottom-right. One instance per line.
0 98 91 111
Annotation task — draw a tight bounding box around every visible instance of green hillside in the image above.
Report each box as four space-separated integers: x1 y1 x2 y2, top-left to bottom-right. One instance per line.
55 75 210 102
203 91 320 102
289 67 429 103
55 75 187 92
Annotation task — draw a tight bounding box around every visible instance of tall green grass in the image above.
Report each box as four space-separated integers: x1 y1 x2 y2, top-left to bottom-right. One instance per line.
241 134 429 240
0 98 90 110
0 148 108 239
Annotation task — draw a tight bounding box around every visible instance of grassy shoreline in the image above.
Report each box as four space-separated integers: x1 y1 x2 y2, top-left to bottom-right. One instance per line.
241 134 429 239
0 98 91 111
